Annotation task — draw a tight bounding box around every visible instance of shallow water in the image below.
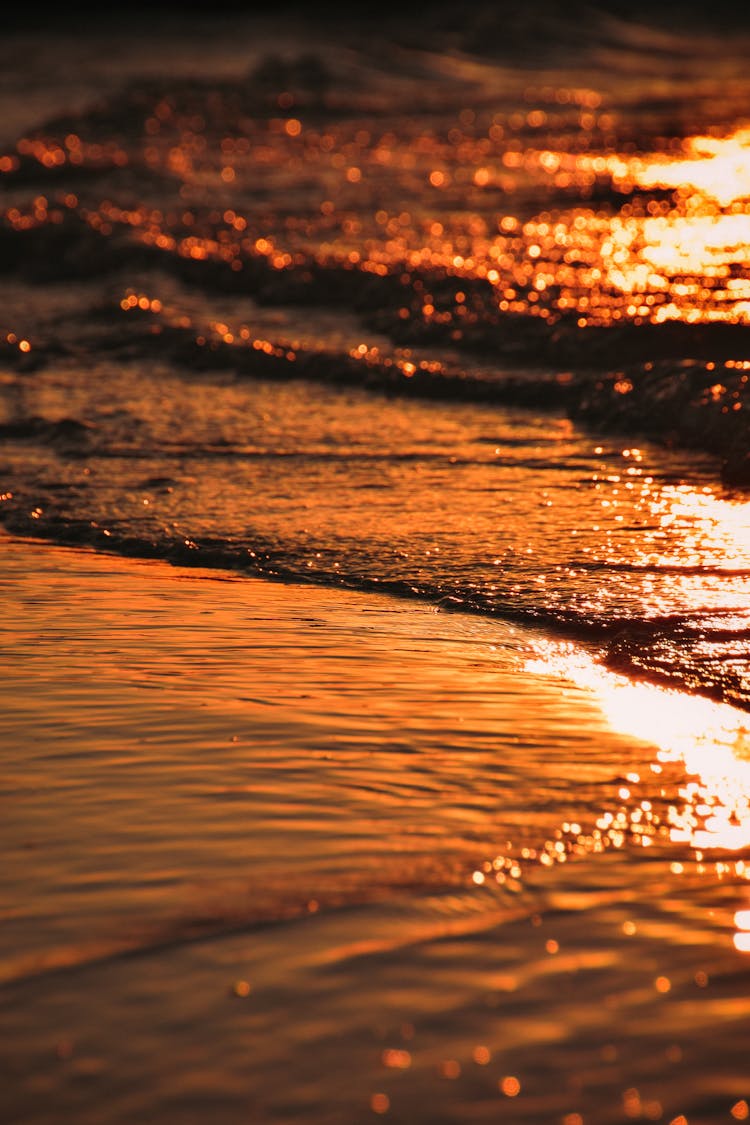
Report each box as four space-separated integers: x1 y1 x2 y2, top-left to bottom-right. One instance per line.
1 7 750 709
2 534 750 1125
2 354 749 709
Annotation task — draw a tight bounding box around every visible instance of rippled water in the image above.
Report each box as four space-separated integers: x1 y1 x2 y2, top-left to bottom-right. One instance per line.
2 350 749 708
2 6 750 1123
2 4 750 708
3 535 750 1125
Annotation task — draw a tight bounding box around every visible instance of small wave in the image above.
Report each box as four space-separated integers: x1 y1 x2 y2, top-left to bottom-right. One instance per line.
2 506 748 715
0 853 480 988
3 211 750 480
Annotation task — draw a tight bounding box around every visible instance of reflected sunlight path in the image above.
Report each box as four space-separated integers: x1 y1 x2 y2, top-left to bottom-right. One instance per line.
524 642 750 952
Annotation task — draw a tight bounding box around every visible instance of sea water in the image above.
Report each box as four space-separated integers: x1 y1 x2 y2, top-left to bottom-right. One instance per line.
2 6 750 1122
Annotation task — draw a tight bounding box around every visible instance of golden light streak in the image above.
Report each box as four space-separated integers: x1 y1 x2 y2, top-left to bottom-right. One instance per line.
523 640 750 951
641 484 750 570
527 645 750 846
630 128 750 207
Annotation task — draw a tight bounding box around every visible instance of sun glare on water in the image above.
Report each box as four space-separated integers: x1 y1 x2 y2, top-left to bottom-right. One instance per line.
8 111 750 339
630 128 750 207
523 641 750 951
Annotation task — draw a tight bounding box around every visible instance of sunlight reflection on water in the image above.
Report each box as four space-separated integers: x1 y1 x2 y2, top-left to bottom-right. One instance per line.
525 640 750 951
631 127 750 207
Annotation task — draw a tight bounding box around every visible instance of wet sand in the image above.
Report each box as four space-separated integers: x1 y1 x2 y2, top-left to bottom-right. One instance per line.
2 532 750 1123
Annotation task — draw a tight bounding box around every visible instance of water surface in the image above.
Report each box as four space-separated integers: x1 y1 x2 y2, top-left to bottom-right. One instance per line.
3 6 750 1122
2 536 750 1125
